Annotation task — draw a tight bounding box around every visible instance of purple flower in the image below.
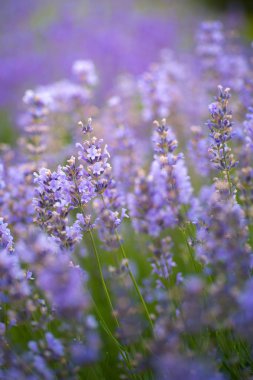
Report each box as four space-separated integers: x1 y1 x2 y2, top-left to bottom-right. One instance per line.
129 120 193 237
45 332 64 357
0 218 13 251
23 90 49 119
34 159 95 249
153 353 225 380
138 50 185 121
196 21 224 75
0 250 30 303
150 237 176 288
76 121 112 194
37 254 89 318
188 126 210 177
128 163 175 237
196 185 250 284
94 178 128 250
237 107 253 220
206 86 238 186
72 60 98 87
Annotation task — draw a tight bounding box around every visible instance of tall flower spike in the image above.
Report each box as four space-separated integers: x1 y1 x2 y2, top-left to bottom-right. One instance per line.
138 50 184 121
149 237 176 289
0 163 35 230
111 124 140 195
196 186 250 284
188 126 210 177
152 119 193 209
76 119 112 195
237 107 253 220
0 218 14 252
128 164 175 237
33 167 84 249
94 179 128 251
196 21 224 79
207 85 238 193
77 119 128 250
22 90 49 162
129 119 192 236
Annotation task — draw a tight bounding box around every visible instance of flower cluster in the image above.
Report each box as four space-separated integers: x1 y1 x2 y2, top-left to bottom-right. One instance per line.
129 119 192 237
33 166 84 249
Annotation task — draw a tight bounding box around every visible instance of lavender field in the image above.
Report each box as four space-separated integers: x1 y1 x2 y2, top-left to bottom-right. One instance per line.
1 1 253 379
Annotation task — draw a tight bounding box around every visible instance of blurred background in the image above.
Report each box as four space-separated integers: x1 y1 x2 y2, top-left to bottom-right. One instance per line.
0 0 252 142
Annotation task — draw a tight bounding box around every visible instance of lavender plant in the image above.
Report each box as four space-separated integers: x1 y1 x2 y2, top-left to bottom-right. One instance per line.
2 17 253 380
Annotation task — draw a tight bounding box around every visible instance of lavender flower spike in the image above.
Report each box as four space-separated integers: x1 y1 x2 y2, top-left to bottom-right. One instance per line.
0 218 14 252
207 85 238 192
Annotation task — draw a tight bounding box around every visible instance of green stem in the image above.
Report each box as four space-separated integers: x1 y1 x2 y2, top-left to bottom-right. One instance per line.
99 194 153 331
116 231 154 331
91 297 134 373
88 230 119 328
180 226 198 272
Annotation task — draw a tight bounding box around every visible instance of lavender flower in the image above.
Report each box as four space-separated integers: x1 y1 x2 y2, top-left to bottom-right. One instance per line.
196 21 224 81
0 163 36 231
138 50 185 121
188 125 210 177
129 120 192 236
207 86 238 192
153 353 225 380
94 179 128 250
23 90 49 120
3 17 253 380
72 60 98 87
237 107 253 219
111 124 140 194
152 119 193 207
22 90 49 160
0 250 30 304
196 185 250 283
34 80 90 112
128 164 175 237
0 218 13 251
149 237 176 289
76 121 112 195
33 160 95 249
37 254 89 318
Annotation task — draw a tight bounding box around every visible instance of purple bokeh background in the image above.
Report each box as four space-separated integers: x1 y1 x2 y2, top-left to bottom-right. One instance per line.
0 0 191 112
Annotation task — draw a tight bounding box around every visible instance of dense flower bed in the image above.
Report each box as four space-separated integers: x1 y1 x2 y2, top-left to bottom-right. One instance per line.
1 20 253 379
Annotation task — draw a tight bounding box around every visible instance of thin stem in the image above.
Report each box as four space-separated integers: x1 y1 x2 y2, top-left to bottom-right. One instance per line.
116 231 154 331
91 297 134 374
180 226 198 272
88 230 119 328
99 193 153 331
